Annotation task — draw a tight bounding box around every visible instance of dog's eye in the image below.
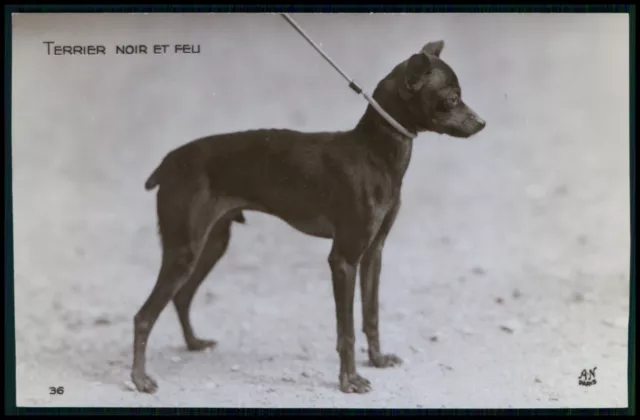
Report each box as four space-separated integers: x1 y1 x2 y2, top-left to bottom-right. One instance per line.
446 96 459 108
436 95 459 113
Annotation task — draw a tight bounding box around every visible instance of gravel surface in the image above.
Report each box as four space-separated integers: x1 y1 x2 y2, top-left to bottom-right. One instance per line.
11 13 630 408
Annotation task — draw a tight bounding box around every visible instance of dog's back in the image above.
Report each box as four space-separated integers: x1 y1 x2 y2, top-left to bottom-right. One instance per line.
143 128 350 226
143 128 355 205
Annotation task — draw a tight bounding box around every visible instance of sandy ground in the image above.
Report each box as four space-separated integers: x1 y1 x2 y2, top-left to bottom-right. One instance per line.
10 13 631 408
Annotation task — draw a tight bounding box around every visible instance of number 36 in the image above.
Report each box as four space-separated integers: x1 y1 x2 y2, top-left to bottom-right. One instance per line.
49 386 64 395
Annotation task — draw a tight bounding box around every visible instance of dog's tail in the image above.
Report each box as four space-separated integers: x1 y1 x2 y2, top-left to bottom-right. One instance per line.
232 212 246 224
144 163 164 191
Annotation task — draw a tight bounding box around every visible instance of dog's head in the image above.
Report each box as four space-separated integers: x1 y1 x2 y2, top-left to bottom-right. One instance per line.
383 41 486 138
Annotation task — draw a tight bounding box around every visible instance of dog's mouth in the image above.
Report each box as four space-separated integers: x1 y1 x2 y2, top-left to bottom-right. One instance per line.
427 109 486 139
448 127 476 138
425 120 465 138
424 119 486 139
430 125 462 137
430 127 476 139
434 120 486 139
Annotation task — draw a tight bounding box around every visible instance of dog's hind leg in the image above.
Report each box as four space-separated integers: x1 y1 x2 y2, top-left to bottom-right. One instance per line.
131 184 227 394
172 216 233 352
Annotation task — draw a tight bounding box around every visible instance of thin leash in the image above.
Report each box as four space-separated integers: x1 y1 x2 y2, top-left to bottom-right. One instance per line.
279 13 417 140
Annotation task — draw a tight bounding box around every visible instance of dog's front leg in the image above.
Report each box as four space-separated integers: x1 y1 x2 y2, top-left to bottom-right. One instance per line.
329 241 371 394
360 200 403 368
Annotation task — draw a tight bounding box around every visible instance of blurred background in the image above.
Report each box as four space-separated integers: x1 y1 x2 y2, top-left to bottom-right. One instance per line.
12 13 630 408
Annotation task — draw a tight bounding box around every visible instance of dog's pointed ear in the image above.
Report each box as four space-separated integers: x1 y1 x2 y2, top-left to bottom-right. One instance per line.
421 40 445 57
399 53 433 99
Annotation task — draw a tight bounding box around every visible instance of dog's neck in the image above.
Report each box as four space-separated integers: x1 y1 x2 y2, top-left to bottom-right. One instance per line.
351 90 416 182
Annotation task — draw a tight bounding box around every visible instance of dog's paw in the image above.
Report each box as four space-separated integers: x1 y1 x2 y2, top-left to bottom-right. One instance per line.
187 338 218 352
131 372 158 394
369 352 403 368
339 372 372 394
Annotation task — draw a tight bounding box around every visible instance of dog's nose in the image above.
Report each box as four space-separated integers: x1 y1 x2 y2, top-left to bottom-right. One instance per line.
476 117 486 130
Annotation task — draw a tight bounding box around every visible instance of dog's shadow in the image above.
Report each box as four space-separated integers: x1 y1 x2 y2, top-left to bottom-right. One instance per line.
79 340 383 394
53 313 402 397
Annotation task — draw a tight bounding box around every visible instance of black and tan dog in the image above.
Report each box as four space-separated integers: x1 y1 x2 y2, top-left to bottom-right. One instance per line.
132 40 486 394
